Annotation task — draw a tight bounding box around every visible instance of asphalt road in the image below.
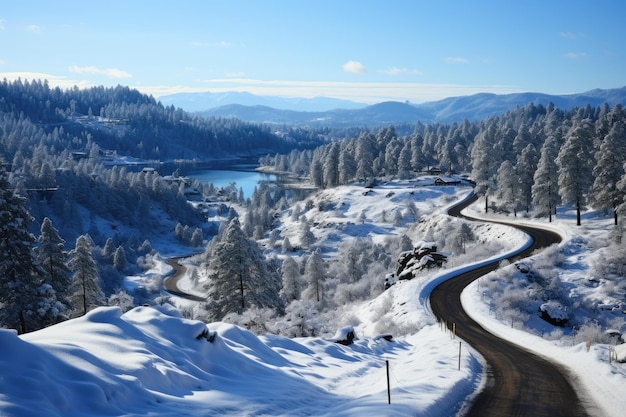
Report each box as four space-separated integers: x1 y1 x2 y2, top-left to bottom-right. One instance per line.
163 257 207 302
430 193 590 416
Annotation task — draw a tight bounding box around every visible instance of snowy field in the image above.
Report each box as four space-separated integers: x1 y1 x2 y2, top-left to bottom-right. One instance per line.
2 179 626 416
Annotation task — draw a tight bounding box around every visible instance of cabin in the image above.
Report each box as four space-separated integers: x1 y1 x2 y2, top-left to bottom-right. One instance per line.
434 177 461 186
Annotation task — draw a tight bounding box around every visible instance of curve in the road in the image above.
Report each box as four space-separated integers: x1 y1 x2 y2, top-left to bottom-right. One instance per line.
430 192 590 417
163 258 207 302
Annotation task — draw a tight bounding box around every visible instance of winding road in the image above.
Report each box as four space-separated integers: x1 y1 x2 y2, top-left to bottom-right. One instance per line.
163 258 207 302
430 193 590 416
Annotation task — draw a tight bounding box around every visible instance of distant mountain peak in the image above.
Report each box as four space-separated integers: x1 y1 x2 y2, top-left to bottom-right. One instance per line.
167 87 626 126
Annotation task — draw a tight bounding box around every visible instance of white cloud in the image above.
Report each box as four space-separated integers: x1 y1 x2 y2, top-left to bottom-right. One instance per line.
68 65 132 79
196 77 523 104
0 71 92 89
342 61 367 74
26 24 41 33
560 31 585 40
444 57 469 64
564 52 588 60
224 71 245 78
381 66 423 76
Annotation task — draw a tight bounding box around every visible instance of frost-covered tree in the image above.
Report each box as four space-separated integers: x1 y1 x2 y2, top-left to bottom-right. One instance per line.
204 218 283 319
68 234 104 316
532 132 561 221
323 142 340 188
591 118 626 224
355 132 375 181
302 249 326 303
557 119 596 225
397 142 412 179
338 145 357 184
113 246 127 272
280 256 302 302
515 144 539 213
495 160 518 214
0 167 47 333
450 222 475 254
299 220 316 248
190 227 204 247
35 217 72 319
471 124 500 212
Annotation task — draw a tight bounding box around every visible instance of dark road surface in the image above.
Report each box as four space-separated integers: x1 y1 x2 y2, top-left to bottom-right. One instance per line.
163 258 207 302
430 193 590 416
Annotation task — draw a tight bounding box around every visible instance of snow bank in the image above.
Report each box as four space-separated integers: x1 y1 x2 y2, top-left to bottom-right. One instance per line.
4 305 481 416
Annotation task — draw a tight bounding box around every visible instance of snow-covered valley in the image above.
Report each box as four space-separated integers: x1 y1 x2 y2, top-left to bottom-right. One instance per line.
2 180 626 416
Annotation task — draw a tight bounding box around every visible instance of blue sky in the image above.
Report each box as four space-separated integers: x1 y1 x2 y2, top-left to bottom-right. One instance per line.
1 0 625 104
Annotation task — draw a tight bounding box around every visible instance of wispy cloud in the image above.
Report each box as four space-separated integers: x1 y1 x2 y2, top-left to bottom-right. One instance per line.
0 19 6 30
342 61 367 74
224 71 245 78
195 78 522 104
560 31 585 40
26 24 42 34
191 41 234 48
444 57 469 64
564 52 588 60
0 72 92 89
68 65 132 79
381 66 423 76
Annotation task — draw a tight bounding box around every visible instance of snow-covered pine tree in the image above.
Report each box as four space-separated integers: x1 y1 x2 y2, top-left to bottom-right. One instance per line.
591 114 626 224
303 249 326 303
204 218 283 320
532 131 562 221
557 118 596 226
280 256 302 302
495 160 518 214
35 217 72 323
0 166 48 333
68 234 104 316
515 144 539 213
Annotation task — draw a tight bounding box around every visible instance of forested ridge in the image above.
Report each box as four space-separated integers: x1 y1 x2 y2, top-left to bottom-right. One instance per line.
264 101 626 228
3 77 626 336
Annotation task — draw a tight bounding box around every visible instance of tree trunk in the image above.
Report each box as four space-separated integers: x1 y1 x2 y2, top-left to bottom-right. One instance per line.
239 271 245 311
576 199 581 226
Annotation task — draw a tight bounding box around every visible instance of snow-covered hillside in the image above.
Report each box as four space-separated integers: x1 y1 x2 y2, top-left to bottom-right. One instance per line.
2 180 626 416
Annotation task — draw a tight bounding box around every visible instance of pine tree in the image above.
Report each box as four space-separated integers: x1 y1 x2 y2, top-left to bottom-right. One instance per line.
204 218 283 320
303 249 326 303
470 124 500 212
280 256 301 302
515 144 539 213
496 160 518 214
591 118 626 224
557 120 596 225
35 217 72 323
113 246 127 272
532 132 561 221
68 234 104 316
0 166 47 333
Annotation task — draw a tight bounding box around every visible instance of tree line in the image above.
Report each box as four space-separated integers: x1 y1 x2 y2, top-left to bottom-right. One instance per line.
262 102 626 230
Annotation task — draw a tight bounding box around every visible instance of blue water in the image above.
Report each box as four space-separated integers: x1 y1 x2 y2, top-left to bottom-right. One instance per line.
186 166 276 198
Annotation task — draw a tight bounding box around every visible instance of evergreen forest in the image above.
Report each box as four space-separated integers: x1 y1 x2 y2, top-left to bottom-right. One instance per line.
2 77 626 334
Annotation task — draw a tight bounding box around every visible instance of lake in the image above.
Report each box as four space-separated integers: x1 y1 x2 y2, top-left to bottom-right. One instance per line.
186 163 276 198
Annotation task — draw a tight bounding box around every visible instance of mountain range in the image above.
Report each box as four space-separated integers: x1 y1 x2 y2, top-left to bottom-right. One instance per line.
159 86 626 126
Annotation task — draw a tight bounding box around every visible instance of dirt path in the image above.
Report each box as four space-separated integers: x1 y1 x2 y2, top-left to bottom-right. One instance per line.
430 194 590 416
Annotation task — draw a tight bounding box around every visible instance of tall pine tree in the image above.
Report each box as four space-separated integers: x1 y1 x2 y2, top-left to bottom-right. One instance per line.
0 165 47 333
204 218 283 320
36 217 72 324
68 234 104 316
